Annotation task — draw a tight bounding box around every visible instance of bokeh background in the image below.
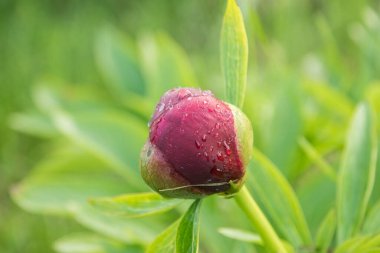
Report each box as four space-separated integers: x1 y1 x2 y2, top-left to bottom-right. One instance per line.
1 0 380 252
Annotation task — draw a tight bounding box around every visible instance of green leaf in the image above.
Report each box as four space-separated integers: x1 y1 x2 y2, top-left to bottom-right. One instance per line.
315 209 336 253
335 234 380 253
334 236 369 253
8 111 57 138
146 221 179 253
31 84 148 189
259 84 302 177
72 204 156 244
138 32 198 101
11 146 158 244
95 26 145 96
298 137 337 181
221 0 248 108
11 147 130 215
337 102 378 242
52 110 147 189
54 233 143 253
218 227 263 244
363 201 380 235
90 192 183 218
176 199 202 253
302 80 353 120
246 148 312 247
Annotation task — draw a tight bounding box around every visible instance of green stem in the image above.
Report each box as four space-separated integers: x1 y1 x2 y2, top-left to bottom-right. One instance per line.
234 185 288 253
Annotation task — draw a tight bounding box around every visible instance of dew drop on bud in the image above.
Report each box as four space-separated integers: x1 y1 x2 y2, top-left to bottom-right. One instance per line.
158 103 165 112
217 151 224 161
202 134 207 142
195 140 201 149
177 89 192 99
211 165 223 177
223 141 231 156
204 151 209 161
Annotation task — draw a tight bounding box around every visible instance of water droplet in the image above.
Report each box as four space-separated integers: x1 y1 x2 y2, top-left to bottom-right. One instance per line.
195 130 199 134
215 133 219 138
202 134 207 142
223 141 231 155
209 146 214 152
202 90 212 96
217 151 224 161
195 140 201 149
203 100 208 105
204 152 209 161
168 104 173 110
211 165 223 177
158 103 165 112
177 89 192 99
215 123 220 129
197 152 202 157
217 141 222 147
146 147 152 157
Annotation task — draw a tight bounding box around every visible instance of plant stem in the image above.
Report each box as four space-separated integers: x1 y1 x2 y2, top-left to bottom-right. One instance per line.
234 185 288 253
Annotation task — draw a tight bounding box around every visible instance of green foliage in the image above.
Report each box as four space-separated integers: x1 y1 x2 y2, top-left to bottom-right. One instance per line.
221 0 248 109
3 0 380 253
337 103 378 242
247 149 312 248
176 200 202 253
90 192 183 218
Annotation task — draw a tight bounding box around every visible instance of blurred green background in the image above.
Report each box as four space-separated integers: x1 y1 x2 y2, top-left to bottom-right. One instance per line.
1 0 380 252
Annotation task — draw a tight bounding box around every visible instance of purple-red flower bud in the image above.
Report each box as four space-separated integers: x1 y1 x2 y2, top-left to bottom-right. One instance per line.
140 88 253 198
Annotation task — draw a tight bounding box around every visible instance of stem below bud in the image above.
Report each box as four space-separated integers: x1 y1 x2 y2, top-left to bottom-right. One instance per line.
234 186 288 253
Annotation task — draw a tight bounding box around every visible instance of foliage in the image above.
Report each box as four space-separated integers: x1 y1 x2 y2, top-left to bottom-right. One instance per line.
2 0 380 252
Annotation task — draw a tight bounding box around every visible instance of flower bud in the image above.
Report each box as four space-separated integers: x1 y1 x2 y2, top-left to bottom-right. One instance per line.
140 88 253 198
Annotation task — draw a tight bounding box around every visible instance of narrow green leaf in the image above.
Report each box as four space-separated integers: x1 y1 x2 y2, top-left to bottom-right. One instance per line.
138 32 198 101
31 84 148 189
363 202 380 235
246 148 312 247
218 227 263 244
176 199 202 253
90 192 183 218
337 102 378 242
315 209 336 253
95 26 145 96
221 0 248 108
11 147 130 215
146 221 179 253
335 234 380 253
334 236 370 253
260 84 302 176
72 204 156 244
302 81 353 120
9 111 57 138
298 137 337 181
51 110 147 189
54 233 142 253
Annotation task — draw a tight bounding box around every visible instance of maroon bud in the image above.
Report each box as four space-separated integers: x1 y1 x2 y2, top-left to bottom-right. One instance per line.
140 88 253 198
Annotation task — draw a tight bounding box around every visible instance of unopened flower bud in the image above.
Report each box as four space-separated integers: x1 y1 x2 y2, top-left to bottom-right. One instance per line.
140 88 253 198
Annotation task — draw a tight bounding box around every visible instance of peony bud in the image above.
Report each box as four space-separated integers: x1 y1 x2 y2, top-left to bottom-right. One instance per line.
140 88 253 198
